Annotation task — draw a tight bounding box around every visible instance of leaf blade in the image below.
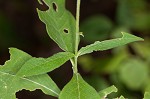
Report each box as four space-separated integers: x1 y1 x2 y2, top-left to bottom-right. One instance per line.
144 92 150 99
0 48 60 98
37 0 76 52
0 72 60 98
59 73 100 99
78 32 143 56
17 52 74 77
0 47 32 74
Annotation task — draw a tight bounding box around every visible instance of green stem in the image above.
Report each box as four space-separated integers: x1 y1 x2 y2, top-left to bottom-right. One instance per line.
73 0 81 74
75 0 81 53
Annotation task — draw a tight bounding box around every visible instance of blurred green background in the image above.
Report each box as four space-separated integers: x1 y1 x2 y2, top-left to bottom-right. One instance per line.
0 0 150 99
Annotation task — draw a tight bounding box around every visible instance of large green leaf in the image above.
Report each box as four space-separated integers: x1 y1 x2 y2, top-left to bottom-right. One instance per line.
17 52 74 77
99 85 117 98
0 48 60 98
37 0 76 53
78 32 143 56
59 73 100 99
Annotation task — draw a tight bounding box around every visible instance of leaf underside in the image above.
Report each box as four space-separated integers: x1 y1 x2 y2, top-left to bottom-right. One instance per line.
0 48 60 99
78 32 143 56
59 73 100 99
37 0 76 53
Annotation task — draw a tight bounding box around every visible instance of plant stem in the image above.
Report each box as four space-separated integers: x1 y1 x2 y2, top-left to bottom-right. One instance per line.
75 0 81 53
73 0 81 74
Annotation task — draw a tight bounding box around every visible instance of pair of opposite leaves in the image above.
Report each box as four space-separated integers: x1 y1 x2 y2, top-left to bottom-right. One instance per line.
0 0 143 98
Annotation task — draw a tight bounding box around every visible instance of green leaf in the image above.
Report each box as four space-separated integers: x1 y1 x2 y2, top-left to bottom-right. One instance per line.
0 48 60 98
99 85 118 98
37 0 76 53
118 58 149 90
144 92 150 99
78 32 143 56
119 96 125 99
59 73 100 99
114 96 125 99
80 15 113 43
17 52 74 77
133 13 150 31
132 41 150 59
116 0 134 27
103 49 129 73
84 75 109 91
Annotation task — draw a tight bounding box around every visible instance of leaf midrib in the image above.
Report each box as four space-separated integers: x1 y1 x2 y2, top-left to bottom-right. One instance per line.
76 74 81 99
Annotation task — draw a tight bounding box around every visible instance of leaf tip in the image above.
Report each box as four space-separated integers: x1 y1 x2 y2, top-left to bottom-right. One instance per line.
121 32 144 41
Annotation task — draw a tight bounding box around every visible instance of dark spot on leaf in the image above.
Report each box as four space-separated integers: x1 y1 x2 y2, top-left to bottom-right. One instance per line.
52 2 58 12
64 29 69 34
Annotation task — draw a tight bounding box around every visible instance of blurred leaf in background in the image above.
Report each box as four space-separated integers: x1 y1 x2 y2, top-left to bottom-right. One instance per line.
80 15 113 43
117 0 150 31
84 75 109 91
118 58 149 90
